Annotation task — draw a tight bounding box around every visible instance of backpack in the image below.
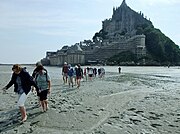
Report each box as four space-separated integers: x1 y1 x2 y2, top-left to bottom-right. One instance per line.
35 69 48 82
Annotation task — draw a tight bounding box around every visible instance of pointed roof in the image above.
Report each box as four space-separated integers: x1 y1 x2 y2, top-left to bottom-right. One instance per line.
74 44 83 51
121 0 127 7
67 44 83 53
112 0 130 20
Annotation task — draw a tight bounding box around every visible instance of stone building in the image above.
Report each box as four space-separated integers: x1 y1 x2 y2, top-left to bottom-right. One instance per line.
41 44 85 66
83 0 148 63
42 0 149 65
82 34 146 64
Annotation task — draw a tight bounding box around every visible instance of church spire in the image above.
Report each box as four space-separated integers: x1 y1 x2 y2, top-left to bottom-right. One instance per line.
121 0 127 6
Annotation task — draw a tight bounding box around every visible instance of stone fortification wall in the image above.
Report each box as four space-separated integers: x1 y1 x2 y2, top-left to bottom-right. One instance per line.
84 35 145 63
48 53 85 66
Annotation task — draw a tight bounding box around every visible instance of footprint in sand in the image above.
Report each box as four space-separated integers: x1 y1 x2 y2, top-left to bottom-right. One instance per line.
151 123 162 128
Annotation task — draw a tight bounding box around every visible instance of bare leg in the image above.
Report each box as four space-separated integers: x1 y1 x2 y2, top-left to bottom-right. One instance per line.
38 96 41 107
41 101 45 112
66 76 68 83
68 82 70 88
71 77 74 87
63 76 65 84
19 106 27 122
44 100 48 111
77 79 80 88
74 78 77 86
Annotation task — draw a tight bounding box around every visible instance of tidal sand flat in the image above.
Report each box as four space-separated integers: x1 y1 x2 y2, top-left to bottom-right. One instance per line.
0 65 180 134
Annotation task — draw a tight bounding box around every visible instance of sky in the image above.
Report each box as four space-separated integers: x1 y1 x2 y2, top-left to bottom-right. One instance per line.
0 0 180 64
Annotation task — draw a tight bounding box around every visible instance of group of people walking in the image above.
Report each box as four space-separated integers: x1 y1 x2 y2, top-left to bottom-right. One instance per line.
1 62 106 123
62 62 83 89
62 62 106 89
1 63 51 123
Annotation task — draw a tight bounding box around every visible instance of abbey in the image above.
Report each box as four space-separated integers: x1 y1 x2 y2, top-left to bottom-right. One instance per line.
42 0 150 66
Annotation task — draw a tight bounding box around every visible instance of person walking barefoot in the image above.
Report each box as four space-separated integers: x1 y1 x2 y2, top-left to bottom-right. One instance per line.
62 62 68 84
34 65 51 112
76 64 83 89
1 64 39 122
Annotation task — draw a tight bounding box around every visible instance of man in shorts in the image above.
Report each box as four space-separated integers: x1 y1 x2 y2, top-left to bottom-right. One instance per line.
62 62 68 84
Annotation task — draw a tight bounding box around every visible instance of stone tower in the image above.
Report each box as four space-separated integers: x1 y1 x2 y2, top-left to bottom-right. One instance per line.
84 0 148 63
102 0 151 38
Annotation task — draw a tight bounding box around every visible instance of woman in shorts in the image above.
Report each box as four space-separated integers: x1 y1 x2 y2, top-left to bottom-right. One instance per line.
2 64 39 122
35 65 51 112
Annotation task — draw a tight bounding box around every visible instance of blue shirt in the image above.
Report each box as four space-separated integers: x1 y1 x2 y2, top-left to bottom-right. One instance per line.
68 67 74 77
16 76 24 94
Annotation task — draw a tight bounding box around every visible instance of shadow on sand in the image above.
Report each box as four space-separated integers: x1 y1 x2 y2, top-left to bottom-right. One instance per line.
0 106 43 133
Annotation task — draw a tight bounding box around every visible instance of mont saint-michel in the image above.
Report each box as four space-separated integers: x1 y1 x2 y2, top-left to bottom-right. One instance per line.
41 0 180 66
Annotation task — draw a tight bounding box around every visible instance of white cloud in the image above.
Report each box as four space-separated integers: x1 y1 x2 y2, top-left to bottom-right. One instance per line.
0 0 102 30
0 15 99 29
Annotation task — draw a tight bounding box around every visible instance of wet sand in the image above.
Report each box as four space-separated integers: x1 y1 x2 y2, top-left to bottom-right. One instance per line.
0 66 180 134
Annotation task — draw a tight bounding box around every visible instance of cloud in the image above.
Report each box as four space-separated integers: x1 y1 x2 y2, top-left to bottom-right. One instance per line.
0 0 103 30
0 15 99 30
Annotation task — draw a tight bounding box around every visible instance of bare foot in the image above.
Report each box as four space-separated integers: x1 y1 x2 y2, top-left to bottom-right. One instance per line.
21 115 27 123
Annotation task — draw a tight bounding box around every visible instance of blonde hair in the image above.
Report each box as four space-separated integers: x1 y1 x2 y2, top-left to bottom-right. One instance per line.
12 64 22 71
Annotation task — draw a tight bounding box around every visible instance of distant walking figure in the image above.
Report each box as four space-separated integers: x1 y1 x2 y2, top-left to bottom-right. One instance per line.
67 64 74 88
98 68 101 77
99 67 105 78
88 67 94 81
74 65 78 85
76 64 83 88
93 68 97 77
84 67 87 81
62 62 68 84
118 67 121 73
1 64 39 122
